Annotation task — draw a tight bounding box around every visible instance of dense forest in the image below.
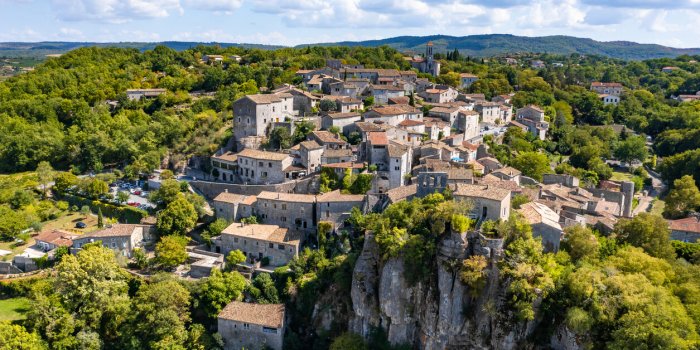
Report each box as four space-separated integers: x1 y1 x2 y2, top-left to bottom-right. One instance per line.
2 44 700 349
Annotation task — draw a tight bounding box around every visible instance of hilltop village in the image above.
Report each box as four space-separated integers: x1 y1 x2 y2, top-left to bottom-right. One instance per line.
1 43 700 350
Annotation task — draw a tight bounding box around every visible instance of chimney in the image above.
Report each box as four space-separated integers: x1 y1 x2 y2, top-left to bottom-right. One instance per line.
224 189 228 193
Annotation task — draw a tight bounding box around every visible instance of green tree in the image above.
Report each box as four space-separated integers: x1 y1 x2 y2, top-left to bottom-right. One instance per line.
54 244 130 337
319 99 338 112
664 175 700 218
247 273 279 304
151 179 182 207
159 169 175 180
197 269 247 319
561 225 599 263
156 197 198 235
36 161 54 199
155 236 188 270
0 321 46 350
85 178 109 199
116 191 130 205
511 151 551 181
267 127 293 150
53 172 78 195
131 248 149 269
614 213 675 260
129 277 191 348
614 135 648 166
330 332 368 350
97 208 104 228
460 255 489 292
80 205 91 218
226 249 246 267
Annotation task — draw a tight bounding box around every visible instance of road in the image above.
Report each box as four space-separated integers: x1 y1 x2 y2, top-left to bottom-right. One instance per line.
632 166 666 216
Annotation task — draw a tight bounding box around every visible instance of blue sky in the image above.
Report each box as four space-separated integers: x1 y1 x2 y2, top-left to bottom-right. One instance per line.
1 0 700 47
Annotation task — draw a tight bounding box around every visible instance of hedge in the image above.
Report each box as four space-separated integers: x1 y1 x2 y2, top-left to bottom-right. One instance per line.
61 194 148 223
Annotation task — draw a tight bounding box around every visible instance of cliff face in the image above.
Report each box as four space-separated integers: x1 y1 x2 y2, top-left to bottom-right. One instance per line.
346 231 551 350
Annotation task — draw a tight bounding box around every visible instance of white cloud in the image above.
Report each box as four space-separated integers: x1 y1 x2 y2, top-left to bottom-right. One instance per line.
50 0 183 23
183 0 242 14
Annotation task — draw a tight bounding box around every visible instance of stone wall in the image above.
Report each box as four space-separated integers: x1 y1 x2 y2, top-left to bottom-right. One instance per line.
191 176 318 199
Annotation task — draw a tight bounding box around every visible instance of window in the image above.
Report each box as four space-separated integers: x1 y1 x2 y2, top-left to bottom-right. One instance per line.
263 327 278 334
243 323 250 329
281 217 287 222
259 161 263 167
326 211 330 218
268 162 272 167
269 243 273 248
278 244 285 250
395 166 400 171
273 204 277 209
282 204 287 210
234 237 238 243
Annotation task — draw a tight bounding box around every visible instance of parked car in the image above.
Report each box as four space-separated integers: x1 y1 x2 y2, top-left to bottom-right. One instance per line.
127 202 139 207
134 190 142 195
75 222 87 229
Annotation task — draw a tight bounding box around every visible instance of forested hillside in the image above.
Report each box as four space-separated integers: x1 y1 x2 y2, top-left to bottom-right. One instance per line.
305 34 700 60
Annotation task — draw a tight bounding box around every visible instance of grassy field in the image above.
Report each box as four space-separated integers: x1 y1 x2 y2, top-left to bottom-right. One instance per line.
0 238 35 262
41 212 101 234
0 297 31 321
611 171 634 182
650 198 666 216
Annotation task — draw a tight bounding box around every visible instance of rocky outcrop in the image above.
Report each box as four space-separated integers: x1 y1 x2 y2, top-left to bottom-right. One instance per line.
347 230 539 349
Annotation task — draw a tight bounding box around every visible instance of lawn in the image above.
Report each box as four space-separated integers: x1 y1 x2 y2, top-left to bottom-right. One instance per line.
0 297 31 321
0 238 35 262
650 198 666 216
41 212 101 234
610 171 634 182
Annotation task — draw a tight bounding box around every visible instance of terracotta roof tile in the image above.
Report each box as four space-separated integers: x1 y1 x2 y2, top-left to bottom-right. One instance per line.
218 301 285 328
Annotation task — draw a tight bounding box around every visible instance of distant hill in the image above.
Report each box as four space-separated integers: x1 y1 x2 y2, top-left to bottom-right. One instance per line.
0 41 284 59
300 34 700 60
3 34 700 61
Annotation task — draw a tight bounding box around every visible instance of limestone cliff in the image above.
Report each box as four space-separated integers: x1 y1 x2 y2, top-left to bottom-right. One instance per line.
343 230 566 350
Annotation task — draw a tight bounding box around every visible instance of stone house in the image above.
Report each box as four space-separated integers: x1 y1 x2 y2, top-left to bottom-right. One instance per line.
321 162 365 181
233 94 295 141
669 217 700 242
453 184 511 221
459 73 479 89
428 106 461 128
316 190 365 229
490 167 522 185
299 140 324 174
370 84 406 105
590 82 622 96
212 191 251 222
321 112 362 135
459 110 480 139
517 201 563 252
475 102 502 124
211 151 240 183
387 142 412 189
235 149 294 185
309 130 349 150
34 229 75 252
423 117 451 140
126 88 166 101
328 81 360 98
218 302 285 350
476 157 503 174
255 192 316 234
363 105 422 127
420 87 458 104
515 105 549 140
271 85 319 116
218 223 300 267
321 148 355 164
72 224 154 257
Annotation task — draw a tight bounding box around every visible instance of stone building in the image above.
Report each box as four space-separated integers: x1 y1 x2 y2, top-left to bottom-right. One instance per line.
233 93 295 141
316 190 365 229
255 191 316 233
218 301 285 350
236 149 294 185
517 201 563 252
453 183 511 221
218 223 300 267
72 224 154 257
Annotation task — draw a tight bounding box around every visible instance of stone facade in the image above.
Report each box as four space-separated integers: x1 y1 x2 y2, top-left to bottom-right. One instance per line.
218 302 285 350
217 223 300 267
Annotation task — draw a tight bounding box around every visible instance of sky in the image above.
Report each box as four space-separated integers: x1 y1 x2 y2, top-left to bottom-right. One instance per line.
1 0 700 47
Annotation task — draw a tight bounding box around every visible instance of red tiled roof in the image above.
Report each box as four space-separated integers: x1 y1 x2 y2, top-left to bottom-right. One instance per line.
669 217 700 234
367 132 389 145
